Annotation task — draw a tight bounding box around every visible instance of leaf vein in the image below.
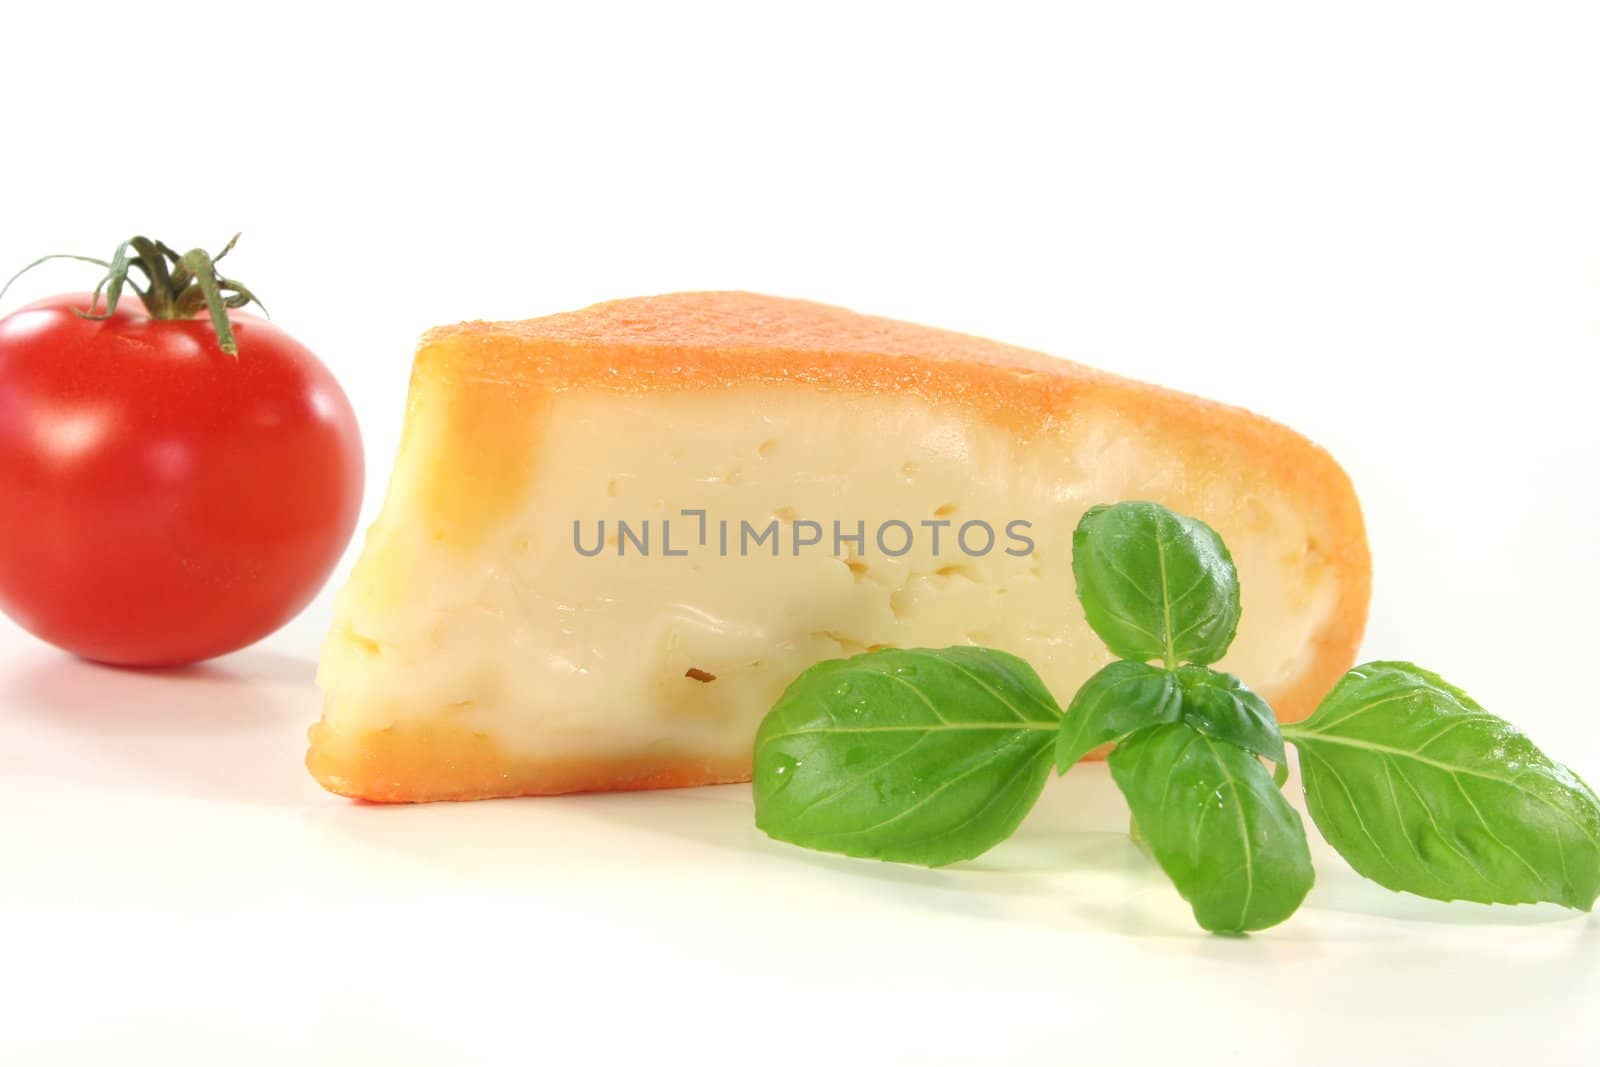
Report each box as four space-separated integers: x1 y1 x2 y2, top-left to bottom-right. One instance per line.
886 743 1053 855
762 722 1056 743
816 736 1041 842
1385 757 1488 888
1199 734 1254 929
1300 746 1404 880
1448 770 1547 888
1102 554 1159 605
1296 735 1600 851
901 649 1050 724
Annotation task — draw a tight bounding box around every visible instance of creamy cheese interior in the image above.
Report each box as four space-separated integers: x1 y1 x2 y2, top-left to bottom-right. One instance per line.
319 386 1338 764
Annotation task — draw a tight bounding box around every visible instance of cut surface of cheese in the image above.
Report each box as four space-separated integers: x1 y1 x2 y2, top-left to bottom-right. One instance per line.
311 293 1369 802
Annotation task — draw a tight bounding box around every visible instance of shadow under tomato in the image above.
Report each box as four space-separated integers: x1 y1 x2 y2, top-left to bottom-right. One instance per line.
0 644 321 806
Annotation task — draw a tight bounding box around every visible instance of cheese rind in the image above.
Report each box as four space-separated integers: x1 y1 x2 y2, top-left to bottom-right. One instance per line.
311 293 1369 802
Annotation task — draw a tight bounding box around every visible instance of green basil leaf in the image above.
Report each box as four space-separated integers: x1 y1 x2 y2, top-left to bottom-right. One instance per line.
1056 660 1183 772
753 647 1062 867
1110 722 1314 933
1176 665 1285 764
1071 501 1240 667
1285 661 1600 909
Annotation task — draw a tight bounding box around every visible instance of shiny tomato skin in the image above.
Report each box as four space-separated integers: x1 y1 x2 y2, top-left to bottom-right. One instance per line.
0 293 364 666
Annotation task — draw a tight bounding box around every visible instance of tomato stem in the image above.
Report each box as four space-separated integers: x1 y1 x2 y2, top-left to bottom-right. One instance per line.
0 234 267 356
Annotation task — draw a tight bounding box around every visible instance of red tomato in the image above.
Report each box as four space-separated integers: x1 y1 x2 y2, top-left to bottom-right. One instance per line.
0 293 363 666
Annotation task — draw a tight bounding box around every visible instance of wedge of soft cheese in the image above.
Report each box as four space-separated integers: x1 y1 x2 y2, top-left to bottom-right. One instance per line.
311 293 1369 802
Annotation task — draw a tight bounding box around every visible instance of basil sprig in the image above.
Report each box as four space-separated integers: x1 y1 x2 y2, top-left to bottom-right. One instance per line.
1069 501 1303 933
751 500 1600 933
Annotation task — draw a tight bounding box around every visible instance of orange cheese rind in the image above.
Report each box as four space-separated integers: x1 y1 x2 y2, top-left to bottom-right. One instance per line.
307 717 750 803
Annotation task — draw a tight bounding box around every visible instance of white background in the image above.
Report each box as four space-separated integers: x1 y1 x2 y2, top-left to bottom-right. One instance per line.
2 2 1598 1064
